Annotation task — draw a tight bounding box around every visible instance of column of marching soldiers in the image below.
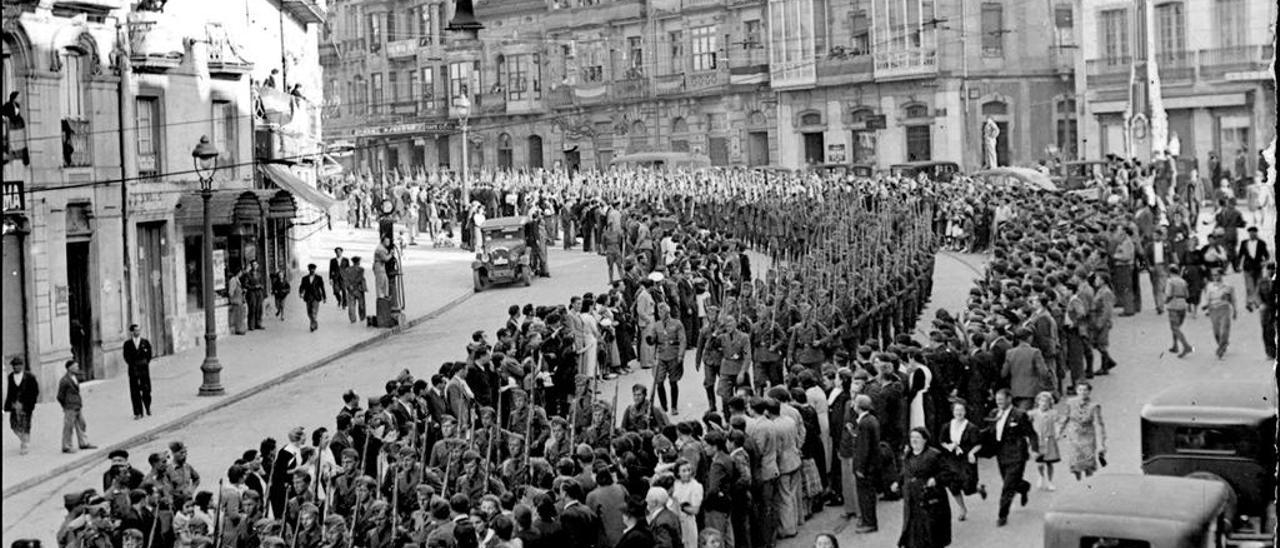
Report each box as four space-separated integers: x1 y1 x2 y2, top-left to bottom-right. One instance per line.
67 166 1133 548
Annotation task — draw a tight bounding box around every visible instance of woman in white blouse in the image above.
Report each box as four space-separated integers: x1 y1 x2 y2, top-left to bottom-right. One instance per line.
669 458 703 548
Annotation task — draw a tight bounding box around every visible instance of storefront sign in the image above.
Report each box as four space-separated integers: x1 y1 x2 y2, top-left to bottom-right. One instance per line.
1224 71 1270 81
827 144 847 163
350 122 455 138
54 285 69 316
127 191 172 215
2 181 24 212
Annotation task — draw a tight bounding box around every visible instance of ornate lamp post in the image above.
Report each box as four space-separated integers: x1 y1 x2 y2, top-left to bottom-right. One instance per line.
192 135 224 396
454 95 471 218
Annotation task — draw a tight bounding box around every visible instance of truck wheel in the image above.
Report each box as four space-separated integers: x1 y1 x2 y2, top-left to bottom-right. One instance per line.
473 271 485 293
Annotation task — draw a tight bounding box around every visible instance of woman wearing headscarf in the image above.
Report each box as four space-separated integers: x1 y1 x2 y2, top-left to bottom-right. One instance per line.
893 427 952 548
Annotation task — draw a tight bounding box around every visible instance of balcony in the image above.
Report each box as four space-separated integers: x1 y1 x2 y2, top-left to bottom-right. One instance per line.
506 95 543 115
1154 50 1195 84
612 78 650 101
205 23 253 78
729 64 770 86
682 0 722 8
478 92 506 115
128 19 184 72
575 82 610 105
654 73 685 96
685 69 729 93
1199 45 1274 81
1085 57 1132 88
52 0 125 11
873 48 937 81
818 50 872 83
281 0 326 25
546 86 574 109
386 39 416 59
61 119 91 168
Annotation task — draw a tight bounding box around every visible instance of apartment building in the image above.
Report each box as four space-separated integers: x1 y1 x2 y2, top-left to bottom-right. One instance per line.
770 0 1077 169
322 0 780 172
1077 0 1275 175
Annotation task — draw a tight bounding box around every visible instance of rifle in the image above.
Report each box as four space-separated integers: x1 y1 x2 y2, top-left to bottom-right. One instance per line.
213 479 225 548
389 464 400 539
608 380 620 440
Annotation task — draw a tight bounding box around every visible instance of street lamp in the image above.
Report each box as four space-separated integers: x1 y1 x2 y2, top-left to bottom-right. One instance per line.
192 135 224 396
454 94 471 222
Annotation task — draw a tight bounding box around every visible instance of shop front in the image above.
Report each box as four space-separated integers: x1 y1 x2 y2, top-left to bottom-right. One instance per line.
2 180 29 369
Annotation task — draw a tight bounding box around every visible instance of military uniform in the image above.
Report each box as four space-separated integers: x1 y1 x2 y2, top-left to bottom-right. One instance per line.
717 328 752 407
752 316 787 388
649 315 687 411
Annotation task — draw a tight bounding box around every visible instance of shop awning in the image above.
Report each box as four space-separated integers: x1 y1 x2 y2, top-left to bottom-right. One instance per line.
259 164 339 211
175 191 264 226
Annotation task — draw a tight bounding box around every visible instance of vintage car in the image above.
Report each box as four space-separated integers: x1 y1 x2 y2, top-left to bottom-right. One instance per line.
1140 380 1277 546
809 163 876 178
974 167 1060 192
1044 474 1246 548
1052 160 1110 190
890 161 960 182
472 216 533 292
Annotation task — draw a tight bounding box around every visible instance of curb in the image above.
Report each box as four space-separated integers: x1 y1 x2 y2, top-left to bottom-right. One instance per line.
2 288 475 499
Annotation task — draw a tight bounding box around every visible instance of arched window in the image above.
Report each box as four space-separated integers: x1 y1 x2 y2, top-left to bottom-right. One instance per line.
981 100 1008 116
799 111 822 126
671 117 689 152
60 42 93 167
629 120 648 151
497 133 513 169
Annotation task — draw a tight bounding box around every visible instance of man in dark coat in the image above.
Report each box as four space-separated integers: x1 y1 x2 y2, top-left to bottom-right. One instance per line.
122 324 153 419
849 394 880 533
4 356 39 454
298 264 326 332
57 359 95 453
985 389 1038 527
556 479 599 547
645 487 682 548
614 499 655 548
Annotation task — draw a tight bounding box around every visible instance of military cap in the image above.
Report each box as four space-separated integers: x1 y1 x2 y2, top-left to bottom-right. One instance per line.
478 406 496 418
440 415 458 426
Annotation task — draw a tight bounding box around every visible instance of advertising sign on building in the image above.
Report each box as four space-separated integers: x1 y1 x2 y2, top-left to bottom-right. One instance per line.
212 250 226 295
827 144 846 163
2 181 24 212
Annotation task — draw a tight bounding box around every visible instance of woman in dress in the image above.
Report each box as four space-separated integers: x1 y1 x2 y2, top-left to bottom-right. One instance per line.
1182 235 1205 319
1027 391 1061 491
894 427 952 548
938 400 984 521
1201 268 1237 359
1062 381 1107 481
669 459 703 548
579 296 600 379
903 350 934 433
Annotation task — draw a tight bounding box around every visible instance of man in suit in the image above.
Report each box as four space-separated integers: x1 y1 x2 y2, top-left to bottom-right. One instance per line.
985 388 1038 527
57 359 95 453
645 486 682 548
615 499 655 548
298 263 326 332
4 355 39 454
122 324 153 419
849 394 880 533
343 257 367 324
557 479 599 547
244 260 266 330
1089 273 1118 375
1002 328 1049 410
1236 226 1270 310
328 247 347 309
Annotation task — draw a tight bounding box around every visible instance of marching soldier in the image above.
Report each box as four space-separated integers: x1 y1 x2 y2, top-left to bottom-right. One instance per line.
752 304 788 389
696 306 725 412
717 315 752 410
647 303 687 414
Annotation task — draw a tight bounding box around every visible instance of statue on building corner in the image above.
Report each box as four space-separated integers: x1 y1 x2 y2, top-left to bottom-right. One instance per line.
982 116 999 169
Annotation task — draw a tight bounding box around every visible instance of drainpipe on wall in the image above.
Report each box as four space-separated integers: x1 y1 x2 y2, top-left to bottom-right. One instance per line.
116 18 137 330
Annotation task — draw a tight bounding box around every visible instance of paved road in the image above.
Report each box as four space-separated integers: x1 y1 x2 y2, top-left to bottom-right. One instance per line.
6 241 1273 545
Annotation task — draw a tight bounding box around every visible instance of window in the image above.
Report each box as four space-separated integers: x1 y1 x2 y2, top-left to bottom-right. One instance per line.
347 6 359 40
744 20 762 47
211 100 237 169
369 13 383 52
849 11 871 55
1215 0 1244 48
385 11 396 43
532 54 542 97
371 73 384 114
1154 2 1185 57
408 69 419 109
449 62 471 102
849 109 877 163
185 234 204 310
136 97 161 178
799 112 822 126
669 31 684 73
904 103 930 118
419 5 435 46
905 125 931 161
582 45 604 83
692 26 717 71
981 3 1004 57
1100 9 1129 63
507 54 529 100
421 67 435 109
1055 98 1077 159
60 51 87 120
1054 5 1073 29
628 36 643 71
1173 426 1256 456
353 77 367 115
389 71 399 102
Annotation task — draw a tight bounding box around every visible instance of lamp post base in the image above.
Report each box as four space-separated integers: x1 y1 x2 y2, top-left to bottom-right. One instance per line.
198 355 225 396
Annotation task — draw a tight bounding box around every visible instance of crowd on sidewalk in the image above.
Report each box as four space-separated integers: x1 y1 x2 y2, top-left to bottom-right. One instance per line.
10 153 1274 548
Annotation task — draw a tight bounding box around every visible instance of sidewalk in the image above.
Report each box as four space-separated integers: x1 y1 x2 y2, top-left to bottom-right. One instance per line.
1 225 476 496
